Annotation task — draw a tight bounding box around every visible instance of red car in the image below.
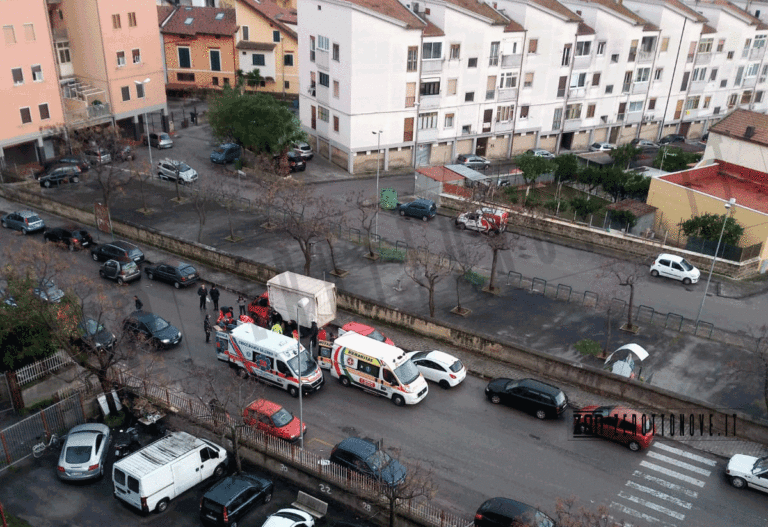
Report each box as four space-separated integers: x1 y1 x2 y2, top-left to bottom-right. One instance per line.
243 399 306 443
341 322 394 346
574 405 655 451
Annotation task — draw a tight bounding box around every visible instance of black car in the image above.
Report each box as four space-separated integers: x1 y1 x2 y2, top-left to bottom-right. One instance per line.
73 318 116 351
200 473 273 527
329 437 406 486
38 155 89 176
659 134 685 145
39 165 81 188
145 261 199 289
397 199 437 222
475 497 555 527
43 227 94 250
275 151 306 172
123 311 182 349
91 240 145 264
485 378 567 419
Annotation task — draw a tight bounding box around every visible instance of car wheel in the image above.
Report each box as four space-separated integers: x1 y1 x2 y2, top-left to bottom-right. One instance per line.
155 498 169 514
147 272 154 280
438 380 450 389
99 270 106 278
628 440 641 452
237 368 248 379
730 476 747 489
392 394 405 406
117 277 125 285
1 221 6 228
490 395 501 404
173 282 181 289
21 229 27 235
399 210 405 216
683 278 692 285
650 270 659 277
421 215 428 222
457 223 465 230
44 180 51 188
340 376 351 387
230 522 238 527
288 385 299 397
71 176 79 183
91 253 99 261
98 463 105 480
264 492 273 503
535 409 547 420
214 463 226 478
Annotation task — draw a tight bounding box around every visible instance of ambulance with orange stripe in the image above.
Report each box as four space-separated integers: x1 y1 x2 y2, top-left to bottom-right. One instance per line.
215 322 324 397
329 332 428 406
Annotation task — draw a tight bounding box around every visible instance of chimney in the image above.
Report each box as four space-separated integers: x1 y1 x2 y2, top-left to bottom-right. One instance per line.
745 126 756 139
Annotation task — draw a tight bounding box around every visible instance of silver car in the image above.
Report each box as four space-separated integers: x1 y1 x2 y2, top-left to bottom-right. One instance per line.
157 159 198 184
34 278 65 303
1 210 45 234
57 423 111 481
589 142 616 152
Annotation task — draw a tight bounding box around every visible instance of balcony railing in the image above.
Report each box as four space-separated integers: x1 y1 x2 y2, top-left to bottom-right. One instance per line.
689 80 706 94
501 54 522 69
695 52 713 65
563 118 582 131
638 50 654 63
316 49 329 70
625 112 643 124
573 55 592 70
421 59 444 74
52 27 67 41
568 87 586 98
750 47 766 60
632 82 649 94
498 87 517 101
743 76 758 88
419 94 440 110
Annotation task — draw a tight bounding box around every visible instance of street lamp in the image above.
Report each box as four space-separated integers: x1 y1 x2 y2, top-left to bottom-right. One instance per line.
134 78 152 174
296 297 310 448
372 130 382 237
695 198 736 325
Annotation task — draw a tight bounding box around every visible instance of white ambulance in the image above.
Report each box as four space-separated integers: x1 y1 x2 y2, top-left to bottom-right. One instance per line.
329 332 428 406
215 322 324 396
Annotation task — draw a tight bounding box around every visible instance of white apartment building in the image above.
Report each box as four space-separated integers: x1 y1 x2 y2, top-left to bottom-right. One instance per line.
298 0 768 174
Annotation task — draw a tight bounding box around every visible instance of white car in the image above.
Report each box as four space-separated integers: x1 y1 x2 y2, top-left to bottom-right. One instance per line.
157 159 198 184
726 454 768 493
650 253 700 285
526 148 555 158
405 350 467 388
589 142 616 152
262 509 315 527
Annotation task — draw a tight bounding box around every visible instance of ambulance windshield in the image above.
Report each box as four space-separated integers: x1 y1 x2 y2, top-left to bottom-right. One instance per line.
288 349 316 377
394 359 420 385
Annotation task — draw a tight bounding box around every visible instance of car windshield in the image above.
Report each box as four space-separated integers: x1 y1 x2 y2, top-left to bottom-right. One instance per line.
128 249 142 258
65 445 92 464
287 349 316 377
754 457 768 472
147 316 170 332
367 329 385 342
680 259 694 271
394 359 420 385
178 163 192 172
179 265 196 276
554 392 566 406
84 319 104 335
159 133 171 140
365 449 392 471
410 351 429 361
122 262 138 274
449 359 464 373
214 146 226 154
271 408 293 427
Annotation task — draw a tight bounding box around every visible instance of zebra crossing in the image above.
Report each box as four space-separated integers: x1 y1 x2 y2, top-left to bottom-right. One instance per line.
610 441 718 526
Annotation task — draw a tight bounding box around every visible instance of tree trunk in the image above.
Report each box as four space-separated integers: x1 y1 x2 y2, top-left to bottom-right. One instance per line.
366 232 374 257
604 307 613 355
301 242 312 275
455 276 462 310
627 283 635 328
389 498 396 527
327 239 339 273
488 249 500 291
139 181 147 212
428 282 435 317
227 206 235 241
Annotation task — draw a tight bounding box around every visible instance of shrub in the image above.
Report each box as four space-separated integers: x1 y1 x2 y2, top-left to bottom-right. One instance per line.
569 197 602 217
575 339 603 357
544 199 568 213
609 209 637 229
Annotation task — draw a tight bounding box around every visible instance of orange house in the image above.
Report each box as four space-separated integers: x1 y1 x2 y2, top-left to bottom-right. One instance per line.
159 6 238 92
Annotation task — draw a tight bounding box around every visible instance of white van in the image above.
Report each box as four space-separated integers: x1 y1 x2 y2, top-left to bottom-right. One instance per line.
330 332 428 406
113 432 228 514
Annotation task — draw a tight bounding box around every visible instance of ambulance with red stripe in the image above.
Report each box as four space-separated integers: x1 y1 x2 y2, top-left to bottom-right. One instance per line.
216 322 324 397
329 332 428 406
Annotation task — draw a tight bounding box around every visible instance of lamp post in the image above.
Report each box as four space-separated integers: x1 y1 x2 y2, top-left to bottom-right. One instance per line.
412 102 420 168
372 130 382 237
134 78 153 174
695 198 736 325
296 297 310 448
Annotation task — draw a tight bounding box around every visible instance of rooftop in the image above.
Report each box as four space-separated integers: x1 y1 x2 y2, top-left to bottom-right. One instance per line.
605 199 657 217
417 166 464 182
159 6 237 36
709 109 768 147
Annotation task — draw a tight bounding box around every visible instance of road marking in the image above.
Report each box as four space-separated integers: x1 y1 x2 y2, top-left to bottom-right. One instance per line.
640 461 706 487
632 470 699 498
306 437 335 448
625 481 692 509
652 443 718 466
610 501 677 527
646 451 712 476
617 491 686 520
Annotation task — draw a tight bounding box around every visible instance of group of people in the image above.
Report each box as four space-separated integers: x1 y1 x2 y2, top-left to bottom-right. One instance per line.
200 284 249 343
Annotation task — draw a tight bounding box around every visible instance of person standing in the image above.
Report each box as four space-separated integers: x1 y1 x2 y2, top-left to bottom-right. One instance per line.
204 314 212 343
310 321 319 351
210 285 220 312
271 321 283 334
197 284 208 311
237 294 246 316
134 295 143 311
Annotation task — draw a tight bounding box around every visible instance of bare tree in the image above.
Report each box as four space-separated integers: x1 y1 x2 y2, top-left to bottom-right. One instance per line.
554 496 629 527
447 237 484 316
349 191 378 258
214 179 243 242
279 180 335 275
129 158 155 214
374 453 438 527
602 259 647 332
484 232 515 293
405 232 453 317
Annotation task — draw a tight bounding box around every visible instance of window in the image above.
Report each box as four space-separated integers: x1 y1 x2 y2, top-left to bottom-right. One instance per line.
328 43 337 62
520 105 529 119
19 107 31 124
57 42 71 63
418 112 437 130
209 49 221 71
710 68 718 81
407 47 418 71
586 104 595 118
37 103 50 120
570 72 586 88
566 103 581 120
177 72 195 82
703 96 711 108
661 37 669 52
596 41 606 55
121 86 130 101
654 68 663 81
592 72 601 86
284 53 294 66
136 82 145 98
242 26 249 40
284 81 290 89
714 106 721 114
333 80 339 98
117 51 125 66
319 72 329 87
721 79 728 88
128 12 137 27
736 65 744 86
576 41 591 56
648 98 656 110
756 91 765 103
132 49 141 64
500 72 517 88
317 35 329 50
524 72 533 88
23 24 35 41
742 90 753 104
605 84 613 94
445 113 455 127
562 44 571 66
611 54 619 63
496 105 514 122
11 67 23 85
727 51 735 59
462 125 471 134
447 78 457 95
628 101 643 112
273 30 281 43
692 67 706 82
528 39 538 54
728 93 738 107
465 91 474 102
253 54 265 66
468 57 478 68
112 14 121 29
3 25 16 44
450 44 460 60
422 42 441 59
178 47 191 68
420 81 439 96
698 39 713 53
318 106 329 122
635 68 650 82
628 39 637 62
30 64 42 82
310 36 315 62
223 78 231 86
489 41 499 66
756 35 767 49
717 39 725 52
747 63 760 77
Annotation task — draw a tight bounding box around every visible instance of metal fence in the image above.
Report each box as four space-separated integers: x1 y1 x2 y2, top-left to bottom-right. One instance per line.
685 236 762 263
13 350 74 386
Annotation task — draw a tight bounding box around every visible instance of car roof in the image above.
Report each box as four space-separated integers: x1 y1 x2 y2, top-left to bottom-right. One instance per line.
411 198 435 206
130 311 160 323
420 350 456 366
204 474 270 504
335 437 376 457
17 210 40 217
518 378 563 395
657 253 685 262
110 240 138 250
478 497 538 519
247 398 283 416
342 322 374 334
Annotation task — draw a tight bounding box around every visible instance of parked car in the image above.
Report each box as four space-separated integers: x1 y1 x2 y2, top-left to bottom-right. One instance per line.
485 378 568 419
83 148 111 165
589 142 616 152
210 143 242 164
726 454 768 493
1 210 45 234
144 261 199 289
525 148 555 158
243 398 306 442
0 289 17 308
157 159 198 184
38 155 89 176
115 145 135 162
43 227 93 250
261 509 315 527
33 278 65 303
123 310 183 349
273 151 306 172
474 497 555 527
200 473 274 527
650 253 700 284
339 321 394 346
630 138 659 149
456 154 490 170
39 165 81 188
405 350 467 388
329 437 406 486
293 142 314 161
574 405 656 451
455 208 508 234
57 423 111 481
700 132 709 144
73 317 116 351
90 240 145 264
143 132 174 149
397 198 437 222
99 259 141 285
660 134 686 145
604 343 649 380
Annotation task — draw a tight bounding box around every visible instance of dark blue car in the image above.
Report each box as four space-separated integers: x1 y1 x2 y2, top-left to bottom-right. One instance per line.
211 143 241 164
397 198 437 222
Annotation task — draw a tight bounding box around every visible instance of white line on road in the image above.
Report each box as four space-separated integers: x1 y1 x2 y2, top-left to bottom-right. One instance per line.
646 451 713 476
618 491 686 520
632 470 699 498
610 501 678 527
625 480 693 509
640 461 706 487
652 442 718 466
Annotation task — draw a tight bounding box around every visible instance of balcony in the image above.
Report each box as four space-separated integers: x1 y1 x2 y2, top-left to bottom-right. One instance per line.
743 76 758 88
421 59 444 75
419 94 440 110
316 49 329 70
632 82 649 94
573 55 592 70
750 47 766 60
417 127 439 143
498 87 517 101
638 50 655 63
307 85 316 97
568 86 587 98
63 102 112 125
625 112 643 124
683 108 703 120
689 80 707 94
51 27 67 41
695 52 713 65
316 85 329 105
563 119 582 131
501 54 522 69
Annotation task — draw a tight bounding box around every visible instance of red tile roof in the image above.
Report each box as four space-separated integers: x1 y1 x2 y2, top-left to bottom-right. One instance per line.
157 5 175 26
240 0 298 40
701 23 717 34
606 199 657 216
697 0 761 25
577 21 595 34
418 166 464 182
442 0 509 25
580 0 650 27
663 0 708 23
344 0 426 29
529 0 582 22
709 109 768 147
423 18 445 37
160 6 238 36
504 17 525 32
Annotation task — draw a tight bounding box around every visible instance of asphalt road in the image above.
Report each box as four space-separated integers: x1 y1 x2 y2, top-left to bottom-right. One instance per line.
1 221 766 527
